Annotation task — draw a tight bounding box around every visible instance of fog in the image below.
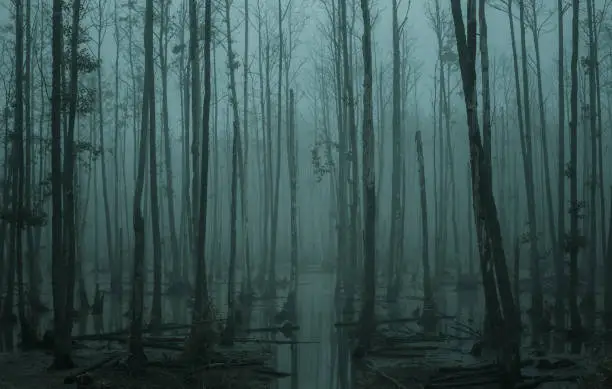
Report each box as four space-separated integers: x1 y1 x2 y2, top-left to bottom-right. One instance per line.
0 0 611 388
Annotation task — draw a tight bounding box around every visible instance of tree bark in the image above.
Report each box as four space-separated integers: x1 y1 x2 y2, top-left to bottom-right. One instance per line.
358 0 376 352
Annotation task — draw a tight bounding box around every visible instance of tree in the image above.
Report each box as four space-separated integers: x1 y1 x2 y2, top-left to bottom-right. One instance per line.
221 0 242 345
50 0 68 369
127 0 155 367
568 0 582 340
556 0 567 331
186 0 213 357
358 0 376 353
451 0 520 382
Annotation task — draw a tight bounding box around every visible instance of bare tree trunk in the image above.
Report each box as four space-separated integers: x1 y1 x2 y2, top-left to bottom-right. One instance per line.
189 0 201 256
518 0 543 331
331 0 349 296
112 0 123 302
179 0 191 282
568 0 582 337
415 131 433 311
288 89 298 316
386 0 402 302
24 0 41 334
267 0 284 298
96 0 116 296
186 0 213 357
555 0 567 330
605 187 612 328
529 1 558 303
221 0 242 345
159 0 181 282
12 0 29 350
241 0 252 293
451 1 520 382
357 0 376 352
584 0 597 330
148 0 162 332
128 0 155 366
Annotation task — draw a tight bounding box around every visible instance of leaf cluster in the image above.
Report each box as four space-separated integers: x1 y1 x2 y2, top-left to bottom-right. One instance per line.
0 207 47 228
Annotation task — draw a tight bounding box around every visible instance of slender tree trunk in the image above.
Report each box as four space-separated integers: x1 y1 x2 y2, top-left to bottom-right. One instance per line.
288 89 298 316
387 0 402 302
187 0 212 356
96 0 116 296
159 0 181 282
12 0 28 349
148 0 162 332
518 0 543 331
604 187 612 328
189 0 201 256
415 131 432 308
48 0 68 369
241 0 252 293
358 0 376 351
221 0 242 344
530 1 558 294
568 0 582 337
584 0 598 330
555 0 567 330
128 0 155 365
451 1 520 383
267 0 284 298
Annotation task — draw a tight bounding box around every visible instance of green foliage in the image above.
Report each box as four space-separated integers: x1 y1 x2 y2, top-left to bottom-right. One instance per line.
310 137 336 183
0 207 47 228
568 200 586 219
172 44 186 54
74 139 103 170
70 48 99 74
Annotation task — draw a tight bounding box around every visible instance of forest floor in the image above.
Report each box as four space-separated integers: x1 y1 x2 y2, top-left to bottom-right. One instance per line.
351 326 610 388
340 280 612 389
0 336 281 389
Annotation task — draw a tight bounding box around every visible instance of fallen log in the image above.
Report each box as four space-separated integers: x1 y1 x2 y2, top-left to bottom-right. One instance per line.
335 316 455 328
73 324 191 341
232 337 318 345
63 353 122 384
253 368 292 378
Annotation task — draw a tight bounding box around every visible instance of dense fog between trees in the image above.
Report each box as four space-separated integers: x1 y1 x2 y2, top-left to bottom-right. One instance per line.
1 0 612 388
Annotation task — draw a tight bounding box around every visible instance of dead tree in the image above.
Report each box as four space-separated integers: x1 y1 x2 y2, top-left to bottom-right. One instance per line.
451 0 520 383
415 131 433 326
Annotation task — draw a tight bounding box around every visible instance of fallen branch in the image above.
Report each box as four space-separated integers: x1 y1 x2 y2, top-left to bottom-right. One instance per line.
253 368 292 378
63 353 121 384
186 361 265 376
232 337 318 345
73 324 191 341
365 360 409 389
335 317 419 328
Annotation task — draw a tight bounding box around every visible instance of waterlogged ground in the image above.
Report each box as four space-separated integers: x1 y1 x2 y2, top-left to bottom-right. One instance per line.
0 270 610 388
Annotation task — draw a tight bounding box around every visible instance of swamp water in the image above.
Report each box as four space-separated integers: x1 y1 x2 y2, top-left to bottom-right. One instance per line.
0 271 606 388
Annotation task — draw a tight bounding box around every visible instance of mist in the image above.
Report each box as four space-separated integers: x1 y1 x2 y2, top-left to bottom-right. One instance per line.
0 0 611 388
